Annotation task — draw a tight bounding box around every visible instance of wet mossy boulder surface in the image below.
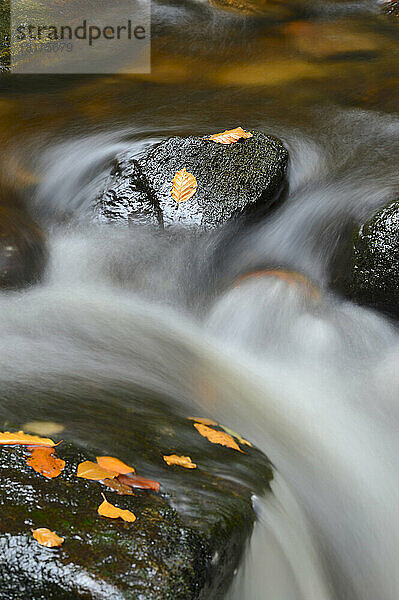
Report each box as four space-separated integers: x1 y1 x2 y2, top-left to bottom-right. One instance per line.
97 130 288 229
0 392 273 600
351 199 399 317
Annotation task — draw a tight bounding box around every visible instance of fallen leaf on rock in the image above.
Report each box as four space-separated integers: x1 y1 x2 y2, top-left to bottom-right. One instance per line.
76 460 117 481
118 473 160 492
206 126 253 145
23 421 65 436
0 431 55 447
102 478 135 496
32 528 64 547
98 494 136 522
194 423 244 452
27 446 65 478
220 426 253 448
96 456 135 474
163 454 197 469
171 168 197 203
188 417 218 426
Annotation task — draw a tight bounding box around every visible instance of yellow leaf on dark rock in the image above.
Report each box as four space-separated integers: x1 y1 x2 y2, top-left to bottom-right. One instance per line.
194 423 244 452
206 126 253 145
32 528 64 547
97 494 136 522
27 446 65 479
76 460 117 481
220 426 253 447
171 168 197 203
163 454 197 469
0 431 55 447
96 456 135 474
188 417 218 426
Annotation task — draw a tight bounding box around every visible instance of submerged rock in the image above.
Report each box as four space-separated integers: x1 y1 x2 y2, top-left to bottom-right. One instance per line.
0 206 46 289
0 402 273 599
350 199 399 317
97 130 288 230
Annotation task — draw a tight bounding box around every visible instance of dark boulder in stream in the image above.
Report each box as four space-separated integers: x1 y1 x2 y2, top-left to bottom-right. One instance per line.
97 130 288 230
0 206 46 289
0 407 273 599
349 199 399 318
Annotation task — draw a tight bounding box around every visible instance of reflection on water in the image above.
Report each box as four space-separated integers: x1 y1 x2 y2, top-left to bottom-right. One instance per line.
0 0 398 599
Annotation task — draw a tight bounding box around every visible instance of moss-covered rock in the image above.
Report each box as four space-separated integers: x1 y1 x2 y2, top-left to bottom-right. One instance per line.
0 205 46 289
97 130 288 230
0 390 273 600
350 199 399 317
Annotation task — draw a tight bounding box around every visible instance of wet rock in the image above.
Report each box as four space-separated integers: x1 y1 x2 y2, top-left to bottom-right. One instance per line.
97 130 288 230
0 206 46 289
381 0 399 16
0 402 273 600
350 199 399 317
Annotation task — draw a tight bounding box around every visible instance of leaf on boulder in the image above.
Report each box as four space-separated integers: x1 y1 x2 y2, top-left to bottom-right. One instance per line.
171 168 197 203
76 460 117 481
96 456 135 475
102 478 135 496
0 430 56 447
32 528 64 548
117 473 160 492
163 454 197 469
193 423 244 452
189 417 218 426
206 126 253 145
98 494 136 522
220 426 252 447
27 446 65 478
23 421 65 436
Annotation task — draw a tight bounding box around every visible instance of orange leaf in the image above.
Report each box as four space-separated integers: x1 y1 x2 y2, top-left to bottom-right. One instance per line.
27 446 65 479
171 168 197 203
102 478 135 496
235 270 321 301
32 528 64 547
163 454 197 469
188 417 218 426
220 425 253 448
0 430 55 447
96 456 135 475
206 126 253 145
97 494 136 522
76 460 117 481
117 473 160 492
193 423 244 452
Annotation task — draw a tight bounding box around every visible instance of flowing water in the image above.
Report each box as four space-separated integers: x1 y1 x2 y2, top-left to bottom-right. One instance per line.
0 1 399 599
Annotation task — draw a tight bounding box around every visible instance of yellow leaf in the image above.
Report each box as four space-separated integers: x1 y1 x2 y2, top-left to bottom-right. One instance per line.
32 528 64 547
96 456 135 475
27 446 65 479
206 126 253 145
220 426 253 447
188 417 218 426
23 421 65 436
171 168 197 203
163 454 197 469
193 423 244 452
0 430 55 447
97 494 136 522
76 460 117 481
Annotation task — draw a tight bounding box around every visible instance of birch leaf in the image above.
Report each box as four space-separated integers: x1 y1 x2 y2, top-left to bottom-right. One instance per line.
102 478 135 496
32 528 64 547
27 446 65 478
96 456 135 475
171 168 197 203
220 426 253 447
206 126 253 145
97 494 136 522
117 473 160 492
0 430 55 447
163 454 197 469
76 460 117 481
194 423 244 452
188 417 218 426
